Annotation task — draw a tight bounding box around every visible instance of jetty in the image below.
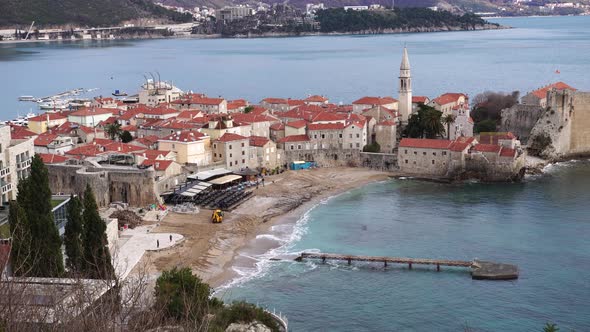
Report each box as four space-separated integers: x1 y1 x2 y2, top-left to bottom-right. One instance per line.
295 252 518 280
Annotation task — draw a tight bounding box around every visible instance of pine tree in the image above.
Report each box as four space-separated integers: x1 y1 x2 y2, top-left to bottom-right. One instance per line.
21 155 64 277
82 184 114 279
8 200 33 276
64 195 84 274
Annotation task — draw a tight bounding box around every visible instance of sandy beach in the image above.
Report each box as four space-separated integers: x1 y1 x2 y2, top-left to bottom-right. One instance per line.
141 167 392 289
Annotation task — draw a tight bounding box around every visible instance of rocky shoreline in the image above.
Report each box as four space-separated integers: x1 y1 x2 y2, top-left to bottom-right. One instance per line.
0 23 507 45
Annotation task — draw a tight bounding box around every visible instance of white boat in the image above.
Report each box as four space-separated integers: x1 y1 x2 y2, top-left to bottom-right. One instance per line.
18 95 36 101
39 99 69 110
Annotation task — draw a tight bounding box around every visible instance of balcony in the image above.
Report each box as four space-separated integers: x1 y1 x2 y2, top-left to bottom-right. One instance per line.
0 167 9 178
17 158 31 169
1 183 12 195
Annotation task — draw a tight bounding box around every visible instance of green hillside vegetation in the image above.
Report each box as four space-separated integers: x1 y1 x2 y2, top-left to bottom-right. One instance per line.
316 8 494 33
0 0 193 27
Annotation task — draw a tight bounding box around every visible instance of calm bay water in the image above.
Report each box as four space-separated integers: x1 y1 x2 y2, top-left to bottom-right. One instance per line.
1 16 590 120
2 16 590 330
220 162 590 331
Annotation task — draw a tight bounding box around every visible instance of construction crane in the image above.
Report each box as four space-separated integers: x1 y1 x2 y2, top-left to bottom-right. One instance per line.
24 21 35 40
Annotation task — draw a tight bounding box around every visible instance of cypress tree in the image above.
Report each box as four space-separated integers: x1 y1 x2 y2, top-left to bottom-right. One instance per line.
24 155 64 277
64 195 84 274
8 200 33 276
82 184 114 279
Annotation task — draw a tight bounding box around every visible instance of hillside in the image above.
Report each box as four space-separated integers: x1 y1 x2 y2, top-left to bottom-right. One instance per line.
159 0 503 12
0 0 193 27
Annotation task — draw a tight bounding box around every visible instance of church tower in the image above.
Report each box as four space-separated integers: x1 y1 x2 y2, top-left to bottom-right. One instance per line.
398 47 412 123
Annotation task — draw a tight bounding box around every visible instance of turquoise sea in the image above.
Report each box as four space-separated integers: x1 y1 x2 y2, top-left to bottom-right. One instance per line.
1 16 590 119
219 162 590 331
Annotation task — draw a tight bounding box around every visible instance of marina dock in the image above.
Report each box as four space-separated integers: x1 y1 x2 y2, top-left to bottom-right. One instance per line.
295 252 518 280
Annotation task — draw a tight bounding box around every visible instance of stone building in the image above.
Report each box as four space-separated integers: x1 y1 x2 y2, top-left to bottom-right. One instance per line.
374 121 397 153
138 80 182 106
352 97 398 114
212 133 250 170
521 82 576 108
249 136 280 169
398 47 412 123
68 108 115 127
158 130 211 166
0 125 35 204
27 113 68 134
398 138 453 176
528 88 590 158
277 135 311 151
308 123 345 149
429 93 468 115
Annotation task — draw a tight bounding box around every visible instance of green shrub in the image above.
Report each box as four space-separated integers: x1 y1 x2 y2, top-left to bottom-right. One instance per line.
363 142 381 153
211 301 280 332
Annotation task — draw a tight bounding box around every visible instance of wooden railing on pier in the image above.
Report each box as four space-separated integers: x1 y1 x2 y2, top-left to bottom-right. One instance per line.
296 252 473 271
295 252 519 280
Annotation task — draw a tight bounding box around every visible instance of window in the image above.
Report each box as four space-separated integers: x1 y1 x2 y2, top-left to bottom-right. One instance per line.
214 153 217 157
405 160 408 164
242 151 245 155
349 134 353 138
230 161 233 166
432 160 435 164
433 152 437 156
414 151 417 155
413 161 416 165
321 134 325 139
405 150 408 154
423 152 426 156
241 143 245 147
350 143 353 148
290 145 294 150
213 144 217 149
220 154 222 158
443 151 447 156
297 145 302 150
339 134 342 138
356 134 360 138
356 143 360 148
230 153 233 158
242 159 245 164
229 145 232 150
172 144 175 149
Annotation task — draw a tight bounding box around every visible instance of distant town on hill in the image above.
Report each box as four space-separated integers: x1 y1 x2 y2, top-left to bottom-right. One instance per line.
0 0 587 29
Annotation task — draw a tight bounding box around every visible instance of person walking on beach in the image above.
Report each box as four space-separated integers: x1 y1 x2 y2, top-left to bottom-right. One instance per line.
169 235 172 242
157 240 160 248
262 178 265 187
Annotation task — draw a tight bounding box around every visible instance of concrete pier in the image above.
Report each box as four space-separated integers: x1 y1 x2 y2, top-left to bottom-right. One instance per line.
295 252 519 280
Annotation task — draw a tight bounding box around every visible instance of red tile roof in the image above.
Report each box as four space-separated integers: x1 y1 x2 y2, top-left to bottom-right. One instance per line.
352 96 398 105
262 98 288 104
118 109 143 121
449 136 476 152
134 149 172 159
249 135 270 147
399 138 452 150
141 159 174 171
10 125 36 139
69 107 114 117
473 144 502 153
29 112 68 122
160 131 207 143
34 133 58 147
177 110 203 119
217 132 248 142
38 153 70 164
133 135 160 147
432 93 468 106
305 95 328 103
66 144 104 157
232 113 275 124
287 99 306 107
98 116 118 126
307 123 345 131
531 82 576 99
278 135 310 143
270 123 285 131
312 111 346 122
121 125 137 132
479 132 516 145
285 120 307 129
412 96 429 103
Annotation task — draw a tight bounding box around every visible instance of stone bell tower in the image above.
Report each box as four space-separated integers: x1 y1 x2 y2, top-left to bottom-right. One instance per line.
398 47 412 123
